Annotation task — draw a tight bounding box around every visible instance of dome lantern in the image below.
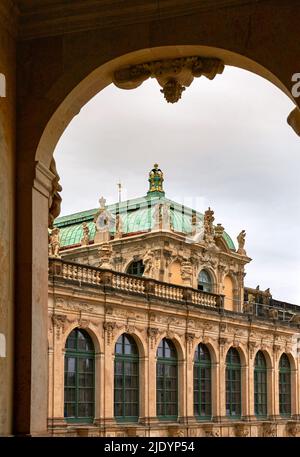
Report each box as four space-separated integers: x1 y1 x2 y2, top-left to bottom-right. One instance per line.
147 163 165 197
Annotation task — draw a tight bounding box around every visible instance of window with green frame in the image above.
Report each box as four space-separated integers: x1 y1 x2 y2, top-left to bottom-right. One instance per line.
254 351 267 418
156 338 178 420
114 334 139 422
126 260 145 277
279 353 291 417
64 328 95 423
225 348 241 418
194 343 212 419
198 270 213 293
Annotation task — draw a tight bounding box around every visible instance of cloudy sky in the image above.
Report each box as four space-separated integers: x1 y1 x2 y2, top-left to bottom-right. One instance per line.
54 67 300 304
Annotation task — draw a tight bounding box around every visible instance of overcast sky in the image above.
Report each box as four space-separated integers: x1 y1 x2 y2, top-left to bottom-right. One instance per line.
54 67 300 305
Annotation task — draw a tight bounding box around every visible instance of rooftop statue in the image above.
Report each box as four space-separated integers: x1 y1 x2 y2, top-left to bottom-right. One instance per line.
237 230 247 256
148 163 164 195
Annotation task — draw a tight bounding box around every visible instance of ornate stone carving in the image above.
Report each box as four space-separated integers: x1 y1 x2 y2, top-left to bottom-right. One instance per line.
235 424 250 437
237 230 247 256
98 243 112 269
81 222 90 246
286 421 300 437
103 321 117 345
219 322 227 332
153 202 171 231
68 302 94 313
214 223 224 239
49 158 62 229
49 227 61 258
114 213 123 239
147 327 159 349
143 249 155 277
181 259 193 286
262 422 277 437
52 314 67 338
248 341 257 358
94 196 114 243
185 332 195 353
113 56 224 103
203 207 215 246
203 425 220 437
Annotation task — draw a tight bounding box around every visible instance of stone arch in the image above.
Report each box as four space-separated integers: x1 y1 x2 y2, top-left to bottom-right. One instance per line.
62 322 102 354
191 338 218 365
277 351 297 417
197 266 217 293
253 348 274 417
254 347 273 370
111 328 147 359
224 342 247 367
35 44 300 171
154 333 185 362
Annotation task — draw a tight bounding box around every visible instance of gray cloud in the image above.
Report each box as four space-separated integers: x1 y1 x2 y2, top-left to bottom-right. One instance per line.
54 67 300 304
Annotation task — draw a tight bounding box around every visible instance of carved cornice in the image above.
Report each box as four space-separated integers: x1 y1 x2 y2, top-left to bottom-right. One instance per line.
16 0 260 41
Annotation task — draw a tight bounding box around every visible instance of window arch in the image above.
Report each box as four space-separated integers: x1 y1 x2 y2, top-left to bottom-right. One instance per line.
126 260 145 277
198 270 213 293
64 328 95 423
194 344 212 419
254 351 267 417
279 353 291 417
156 338 178 420
225 348 241 418
114 333 139 422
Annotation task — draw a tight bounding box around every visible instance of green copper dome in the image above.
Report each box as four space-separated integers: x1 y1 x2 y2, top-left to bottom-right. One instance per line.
55 193 235 251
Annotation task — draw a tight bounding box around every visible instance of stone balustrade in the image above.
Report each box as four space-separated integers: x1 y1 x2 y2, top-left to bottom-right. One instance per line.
49 258 221 309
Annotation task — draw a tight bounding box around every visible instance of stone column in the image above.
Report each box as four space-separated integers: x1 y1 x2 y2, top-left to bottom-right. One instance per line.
103 338 114 424
94 352 102 424
273 350 280 418
14 161 54 435
185 352 194 420
212 361 220 420
246 350 255 420
218 345 226 420
147 346 157 423
178 359 186 422
139 356 149 422
241 361 249 419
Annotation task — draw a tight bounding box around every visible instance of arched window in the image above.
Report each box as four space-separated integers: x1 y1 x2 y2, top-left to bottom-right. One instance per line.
114 334 139 421
198 270 213 293
226 348 241 418
279 353 291 417
64 328 95 422
194 344 211 419
126 260 145 277
156 338 178 419
254 351 267 417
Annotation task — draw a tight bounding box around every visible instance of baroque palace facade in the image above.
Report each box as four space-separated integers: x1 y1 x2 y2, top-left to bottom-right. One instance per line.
48 165 300 438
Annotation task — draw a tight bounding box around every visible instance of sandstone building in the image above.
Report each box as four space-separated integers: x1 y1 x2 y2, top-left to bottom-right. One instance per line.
47 165 300 437
1 0 300 438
